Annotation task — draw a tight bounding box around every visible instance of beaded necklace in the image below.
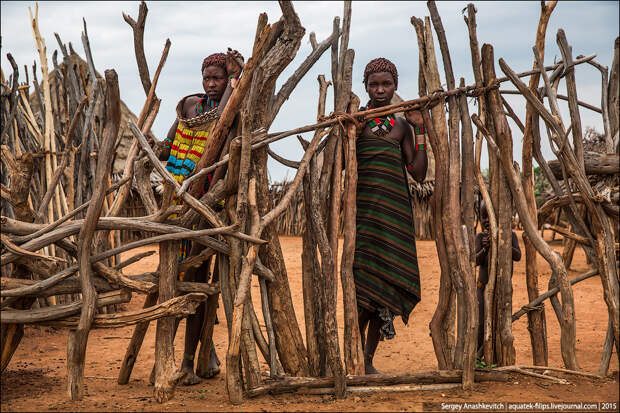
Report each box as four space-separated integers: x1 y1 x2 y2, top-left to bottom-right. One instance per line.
195 95 218 116
366 101 395 137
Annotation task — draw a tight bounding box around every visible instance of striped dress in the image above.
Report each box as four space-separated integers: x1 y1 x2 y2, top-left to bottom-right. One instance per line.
354 133 421 336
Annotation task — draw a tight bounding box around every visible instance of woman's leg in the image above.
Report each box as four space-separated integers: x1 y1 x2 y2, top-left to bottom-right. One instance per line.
364 313 382 374
181 252 211 385
358 306 371 351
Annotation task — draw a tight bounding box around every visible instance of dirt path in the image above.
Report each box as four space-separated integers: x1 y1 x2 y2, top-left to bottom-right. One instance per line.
2 233 618 411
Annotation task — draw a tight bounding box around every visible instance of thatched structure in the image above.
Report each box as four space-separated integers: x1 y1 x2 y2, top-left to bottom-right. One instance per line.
26 49 158 242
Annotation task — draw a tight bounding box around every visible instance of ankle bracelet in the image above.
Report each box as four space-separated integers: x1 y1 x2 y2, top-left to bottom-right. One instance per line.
183 353 195 361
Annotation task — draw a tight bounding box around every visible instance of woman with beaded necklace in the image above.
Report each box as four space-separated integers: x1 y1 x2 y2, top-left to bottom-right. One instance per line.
354 57 428 374
154 49 243 386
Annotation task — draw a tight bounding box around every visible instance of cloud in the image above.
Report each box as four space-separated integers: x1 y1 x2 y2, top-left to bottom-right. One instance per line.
1 1 618 182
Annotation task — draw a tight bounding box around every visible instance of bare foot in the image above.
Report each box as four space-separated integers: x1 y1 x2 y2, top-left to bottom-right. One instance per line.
197 347 221 379
365 363 380 375
181 364 202 386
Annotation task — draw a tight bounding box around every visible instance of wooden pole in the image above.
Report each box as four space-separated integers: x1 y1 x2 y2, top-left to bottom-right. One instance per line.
521 1 556 367
411 14 456 370
66 69 120 400
472 111 579 371
428 0 477 387
152 239 185 402
340 96 364 376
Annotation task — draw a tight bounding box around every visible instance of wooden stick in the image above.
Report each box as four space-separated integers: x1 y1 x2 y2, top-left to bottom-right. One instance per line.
304 131 346 397
517 0 555 369
482 43 518 368
472 110 579 370
299 383 460 395
122 1 152 96
192 53 598 176
92 262 157 294
340 98 364 376
66 69 121 400
429 0 477 386
0 54 20 142
129 121 228 231
494 366 568 384
266 22 341 125
107 38 170 219
473 109 499 366
0 233 64 263
598 316 614 377
511 364 602 380
153 239 185 403
557 29 585 169
44 293 206 329
2 290 131 324
227 178 260 405
1 219 241 267
500 90 601 114
500 52 620 366
117 291 158 385
29 3 57 246
542 224 591 246
35 97 87 223
246 370 510 397
259 276 284 378
0 271 182 299
412 14 456 370
9 176 131 244
113 250 155 270
302 156 324 376
512 269 598 321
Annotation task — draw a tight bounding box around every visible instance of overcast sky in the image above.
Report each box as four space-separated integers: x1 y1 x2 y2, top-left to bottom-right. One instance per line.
2 1 618 182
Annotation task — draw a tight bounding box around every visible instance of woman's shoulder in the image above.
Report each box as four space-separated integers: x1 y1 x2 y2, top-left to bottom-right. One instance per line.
176 93 204 118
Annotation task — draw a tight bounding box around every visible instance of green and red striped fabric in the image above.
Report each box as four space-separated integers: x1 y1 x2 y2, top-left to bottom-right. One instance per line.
354 134 420 328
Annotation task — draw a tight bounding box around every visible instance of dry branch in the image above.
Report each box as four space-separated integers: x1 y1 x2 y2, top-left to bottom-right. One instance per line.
107 38 169 219
2 290 131 324
247 370 510 397
122 1 151 96
512 269 598 322
44 293 207 329
472 111 579 370
66 69 121 400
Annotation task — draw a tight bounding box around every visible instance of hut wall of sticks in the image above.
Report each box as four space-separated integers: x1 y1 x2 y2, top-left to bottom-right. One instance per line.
1 0 619 406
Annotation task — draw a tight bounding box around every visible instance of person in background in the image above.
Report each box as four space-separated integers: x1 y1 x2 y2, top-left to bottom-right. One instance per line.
474 200 522 355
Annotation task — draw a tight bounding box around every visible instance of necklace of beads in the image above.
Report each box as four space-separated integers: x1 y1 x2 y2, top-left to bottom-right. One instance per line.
195 95 218 116
366 101 395 136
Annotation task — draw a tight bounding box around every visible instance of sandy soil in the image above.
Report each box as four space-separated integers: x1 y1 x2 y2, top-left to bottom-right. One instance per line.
1 232 618 412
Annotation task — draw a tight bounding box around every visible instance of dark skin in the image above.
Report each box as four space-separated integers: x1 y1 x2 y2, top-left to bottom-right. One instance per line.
358 71 428 374
360 71 428 182
156 49 243 184
151 51 243 386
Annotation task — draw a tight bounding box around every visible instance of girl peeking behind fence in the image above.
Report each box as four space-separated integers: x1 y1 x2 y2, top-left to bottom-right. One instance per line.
353 57 428 374
148 48 243 386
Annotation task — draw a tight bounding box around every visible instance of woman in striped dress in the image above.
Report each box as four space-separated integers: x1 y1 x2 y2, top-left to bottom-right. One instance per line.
355 58 428 374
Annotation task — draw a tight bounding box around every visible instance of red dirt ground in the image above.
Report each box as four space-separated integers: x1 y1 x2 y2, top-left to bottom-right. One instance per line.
1 232 618 412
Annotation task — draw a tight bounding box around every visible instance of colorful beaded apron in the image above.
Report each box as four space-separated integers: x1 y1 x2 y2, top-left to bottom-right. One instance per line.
166 93 219 280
